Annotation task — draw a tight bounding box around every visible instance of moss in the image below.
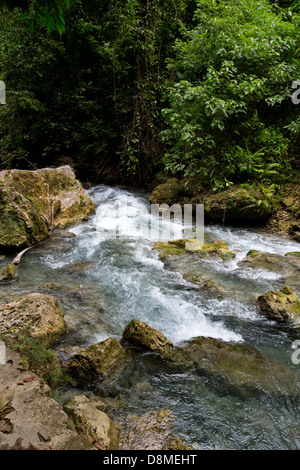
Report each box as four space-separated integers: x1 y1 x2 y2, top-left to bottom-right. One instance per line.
154 241 185 260
285 251 300 258
0 331 70 389
0 263 18 281
256 287 300 323
121 319 174 357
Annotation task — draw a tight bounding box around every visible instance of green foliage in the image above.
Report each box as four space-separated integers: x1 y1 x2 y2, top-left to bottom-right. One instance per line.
0 0 299 188
0 0 80 33
161 0 300 187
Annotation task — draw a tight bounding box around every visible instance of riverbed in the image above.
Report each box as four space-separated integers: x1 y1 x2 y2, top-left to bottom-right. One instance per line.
1 184 300 449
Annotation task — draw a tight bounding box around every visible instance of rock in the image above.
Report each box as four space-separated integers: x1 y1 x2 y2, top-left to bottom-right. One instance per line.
172 336 299 396
203 185 277 225
63 261 95 277
68 337 128 383
162 437 195 450
285 252 300 258
282 197 295 208
121 319 174 358
184 274 227 297
0 166 95 252
63 395 121 450
184 239 235 260
149 178 182 205
239 250 300 277
0 347 81 450
0 264 18 282
256 287 300 324
155 239 235 261
63 434 96 451
153 240 231 297
0 293 67 347
119 409 175 450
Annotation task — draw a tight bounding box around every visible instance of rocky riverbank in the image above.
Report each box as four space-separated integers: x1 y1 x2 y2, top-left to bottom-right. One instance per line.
148 177 300 241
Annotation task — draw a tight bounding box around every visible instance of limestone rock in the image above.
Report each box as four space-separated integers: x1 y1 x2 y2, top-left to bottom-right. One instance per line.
0 165 95 251
256 286 300 324
63 395 121 450
121 319 174 358
119 409 175 450
68 337 128 382
0 348 81 450
172 336 299 396
0 293 67 347
154 239 235 261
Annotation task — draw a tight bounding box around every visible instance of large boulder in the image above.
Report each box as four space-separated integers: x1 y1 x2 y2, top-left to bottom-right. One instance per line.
203 185 277 225
121 319 174 358
0 293 67 347
121 321 299 396
171 336 299 396
256 286 300 324
0 166 95 252
149 178 182 205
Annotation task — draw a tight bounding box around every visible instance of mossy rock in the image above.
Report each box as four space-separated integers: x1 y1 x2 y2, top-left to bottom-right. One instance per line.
0 293 67 347
68 337 128 382
285 252 300 258
171 336 299 396
121 319 174 358
256 286 300 324
0 263 18 282
149 178 182 205
203 185 277 226
154 239 235 261
240 250 300 275
0 166 95 251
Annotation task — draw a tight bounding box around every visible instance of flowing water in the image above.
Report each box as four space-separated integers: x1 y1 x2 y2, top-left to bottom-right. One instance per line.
1 184 300 449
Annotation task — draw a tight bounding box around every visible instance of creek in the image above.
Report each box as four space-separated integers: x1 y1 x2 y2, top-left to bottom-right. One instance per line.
1 184 300 449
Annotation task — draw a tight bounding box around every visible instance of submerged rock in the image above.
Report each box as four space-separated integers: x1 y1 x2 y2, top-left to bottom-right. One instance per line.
0 165 95 252
121 320 299 396
0 293 67 347
63 395 121 450
153 239 230 297
172 336 299 396
121 319 174 358
256 287 300 324
239 249 300 276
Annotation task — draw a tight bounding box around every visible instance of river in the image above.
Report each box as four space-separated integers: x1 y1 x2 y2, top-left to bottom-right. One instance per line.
1 184 300 449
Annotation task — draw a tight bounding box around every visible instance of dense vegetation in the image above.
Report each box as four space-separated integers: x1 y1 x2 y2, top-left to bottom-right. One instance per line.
0 0 299 189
